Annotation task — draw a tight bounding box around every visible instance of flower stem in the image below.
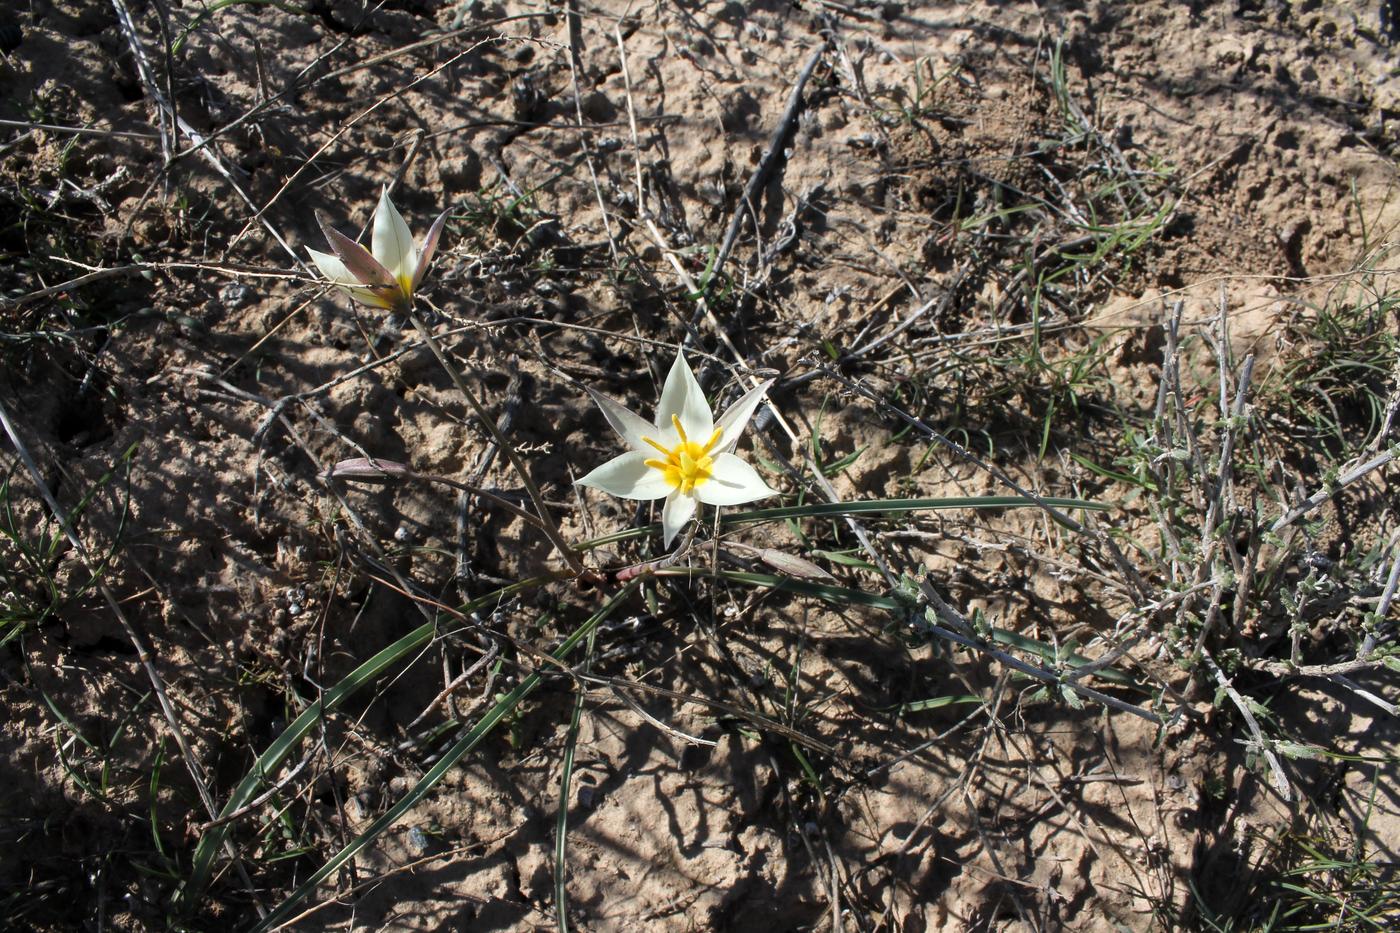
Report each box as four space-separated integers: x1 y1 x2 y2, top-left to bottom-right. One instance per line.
406 311 584 575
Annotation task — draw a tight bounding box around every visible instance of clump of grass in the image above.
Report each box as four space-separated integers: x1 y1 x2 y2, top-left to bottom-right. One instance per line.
1193 799 1400 932
0 444 137 645
877 38 1180 455
832 37 1400 926
1262 256 1399 457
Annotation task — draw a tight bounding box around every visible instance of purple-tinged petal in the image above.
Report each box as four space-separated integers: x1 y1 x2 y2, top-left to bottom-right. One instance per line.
318 216 397 288
411 208 450 292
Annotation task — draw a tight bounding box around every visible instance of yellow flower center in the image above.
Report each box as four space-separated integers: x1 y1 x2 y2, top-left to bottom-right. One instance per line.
643 415 723 494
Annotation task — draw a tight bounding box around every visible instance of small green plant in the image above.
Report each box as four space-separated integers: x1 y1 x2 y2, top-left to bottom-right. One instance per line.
1193 804 1400 932
1261 264 1399 455
0 445 137 644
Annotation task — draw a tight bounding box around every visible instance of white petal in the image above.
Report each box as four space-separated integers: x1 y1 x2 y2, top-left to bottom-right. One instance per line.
411 208 450 292
656 351 713 440
585 387 657 452
695 453 778 506
309 248 396 307
714 379 774 452
661 490 697 548
308 247 357 286
342 286 397 309
576 451 673 500
371 188 418 291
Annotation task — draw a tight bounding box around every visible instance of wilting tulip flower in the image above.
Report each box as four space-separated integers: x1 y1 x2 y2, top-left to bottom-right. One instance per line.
577 352 779 547
308 188 447 312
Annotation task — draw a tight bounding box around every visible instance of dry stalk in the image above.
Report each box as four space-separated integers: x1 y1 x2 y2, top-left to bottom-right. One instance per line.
918 578 1161 723
404 311 584 575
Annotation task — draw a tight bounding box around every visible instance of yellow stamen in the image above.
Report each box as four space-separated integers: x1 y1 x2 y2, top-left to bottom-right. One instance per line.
640 417 723 494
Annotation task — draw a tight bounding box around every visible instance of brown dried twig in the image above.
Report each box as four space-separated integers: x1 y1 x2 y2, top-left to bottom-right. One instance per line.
712 40 831 280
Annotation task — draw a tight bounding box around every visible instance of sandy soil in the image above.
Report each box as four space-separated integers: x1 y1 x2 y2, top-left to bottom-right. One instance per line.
2 1 1397 930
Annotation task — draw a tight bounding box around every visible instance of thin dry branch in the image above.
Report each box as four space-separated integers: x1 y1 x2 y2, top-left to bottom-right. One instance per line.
614 28 898 586
1202 652 1292 801
109 0 306 269
918 578 1162 724
1270 444 1399 533
713 41 830 279
816 360 1153 599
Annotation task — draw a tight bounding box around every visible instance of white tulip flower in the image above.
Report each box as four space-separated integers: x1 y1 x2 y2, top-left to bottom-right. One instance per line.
577 352 780 547
308 188 448 312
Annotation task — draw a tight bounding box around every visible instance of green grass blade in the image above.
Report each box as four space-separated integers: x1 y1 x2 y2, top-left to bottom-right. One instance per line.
720 496 1109 525
679 569 1136 687
807 549 879 571
248 582 639 933
149 739 170 863
172 0 311 56
899 695 983 715
984 627 1133 686
1068 450 1158 492
180 576 550 912
576 496 1109 552
554 626 596 933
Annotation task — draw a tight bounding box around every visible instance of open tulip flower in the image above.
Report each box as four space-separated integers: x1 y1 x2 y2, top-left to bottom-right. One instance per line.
577 351 780 548
308 188 448 312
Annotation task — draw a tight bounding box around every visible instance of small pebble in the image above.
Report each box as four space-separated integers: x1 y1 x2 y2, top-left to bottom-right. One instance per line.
220 282 254 309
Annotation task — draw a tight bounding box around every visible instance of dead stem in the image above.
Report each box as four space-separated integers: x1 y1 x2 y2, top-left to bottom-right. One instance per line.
405 310 584 575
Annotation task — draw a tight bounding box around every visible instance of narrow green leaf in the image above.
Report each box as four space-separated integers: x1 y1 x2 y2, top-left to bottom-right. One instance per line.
987 627 1134 686
677 569 1138 688
555 626 596 933
820 444 867 476
899 695 982 715
248 582 639 933
808 549 879 571
680 568 905 610
722 496 1109 525
574 496 1108 553
180 576 549 912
